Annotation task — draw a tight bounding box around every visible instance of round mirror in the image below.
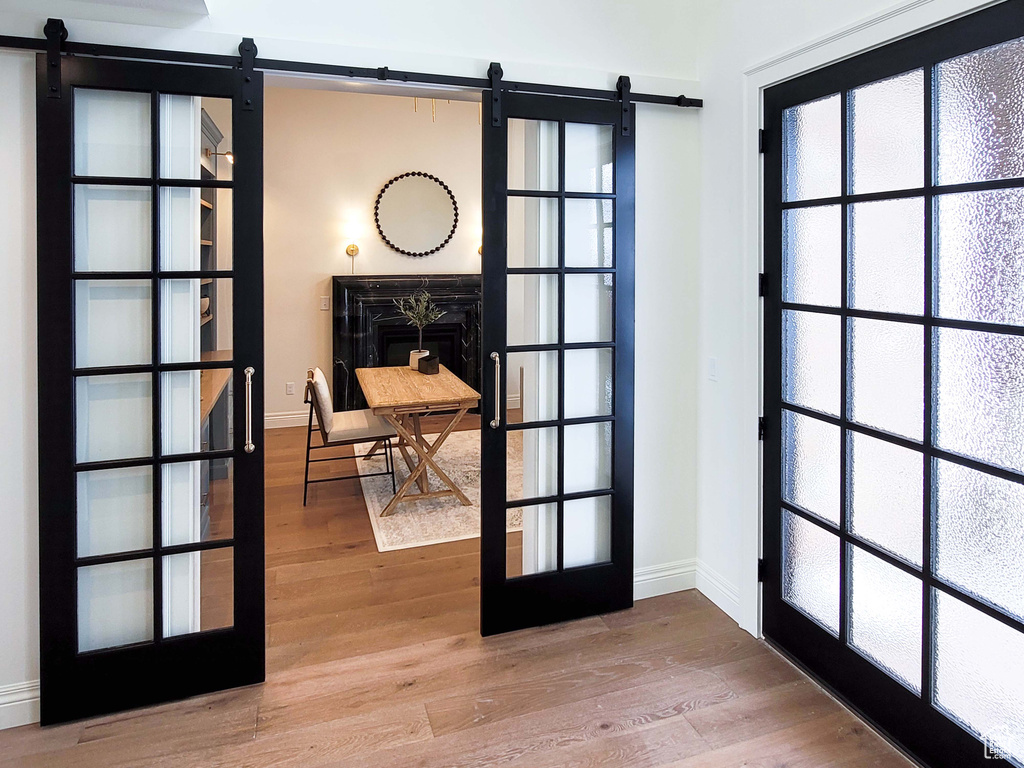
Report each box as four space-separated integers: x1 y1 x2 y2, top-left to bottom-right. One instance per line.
374 172 459 257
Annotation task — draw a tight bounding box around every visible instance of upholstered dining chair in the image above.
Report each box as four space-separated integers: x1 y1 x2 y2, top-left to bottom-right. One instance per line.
303 367 397 505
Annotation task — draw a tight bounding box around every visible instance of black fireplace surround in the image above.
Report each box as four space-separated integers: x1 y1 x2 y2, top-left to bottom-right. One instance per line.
332 275 482 411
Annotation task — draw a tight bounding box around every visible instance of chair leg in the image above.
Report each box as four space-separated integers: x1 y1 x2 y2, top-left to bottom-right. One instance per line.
303 408 314 506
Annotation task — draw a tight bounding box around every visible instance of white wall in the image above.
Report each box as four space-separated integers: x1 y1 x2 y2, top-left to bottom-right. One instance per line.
0 0 702 728
264 87 482 419
0 49 39 729
693 0 999 634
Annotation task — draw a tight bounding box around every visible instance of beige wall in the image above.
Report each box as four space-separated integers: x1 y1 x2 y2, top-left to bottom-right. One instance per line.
263 87 482 419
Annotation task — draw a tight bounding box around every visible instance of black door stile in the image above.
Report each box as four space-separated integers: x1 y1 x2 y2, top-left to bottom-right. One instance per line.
480 91 635 636
37 54 264 725
762 3 1024 766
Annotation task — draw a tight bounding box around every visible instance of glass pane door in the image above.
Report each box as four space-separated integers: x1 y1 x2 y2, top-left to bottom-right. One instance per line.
481 93 634 635
37 54 264 725
763 5 1024 766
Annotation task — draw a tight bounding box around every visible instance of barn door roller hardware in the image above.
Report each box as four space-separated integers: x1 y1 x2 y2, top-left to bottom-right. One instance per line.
617 75 632 136
488 62 503 126
6 23 703 110
239 37 257 111
43 18 67 99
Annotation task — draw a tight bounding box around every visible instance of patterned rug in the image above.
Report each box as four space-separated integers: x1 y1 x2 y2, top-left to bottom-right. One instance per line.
355 429 523 552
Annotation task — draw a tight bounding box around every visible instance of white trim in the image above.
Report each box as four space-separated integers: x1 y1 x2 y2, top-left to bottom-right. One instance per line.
695 561 741 623
633 558 697 600
265 410 311 429
0 680 40 730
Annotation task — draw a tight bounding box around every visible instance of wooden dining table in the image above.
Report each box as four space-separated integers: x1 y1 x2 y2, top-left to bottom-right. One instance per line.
355 365 481 518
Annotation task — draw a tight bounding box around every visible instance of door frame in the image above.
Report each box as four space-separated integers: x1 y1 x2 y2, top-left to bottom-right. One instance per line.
36 53 265 725
761 2 1024 766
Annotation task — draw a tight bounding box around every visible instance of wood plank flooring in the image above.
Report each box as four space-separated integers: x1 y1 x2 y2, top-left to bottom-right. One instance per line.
0 424 914 768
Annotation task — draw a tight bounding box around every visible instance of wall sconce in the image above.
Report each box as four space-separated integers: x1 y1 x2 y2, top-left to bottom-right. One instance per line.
204 148 234 164
343 221 363 273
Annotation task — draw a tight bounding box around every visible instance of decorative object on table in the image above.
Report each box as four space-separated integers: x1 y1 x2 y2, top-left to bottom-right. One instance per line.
374 171 459 257
417 355 440 375
393 290 446 369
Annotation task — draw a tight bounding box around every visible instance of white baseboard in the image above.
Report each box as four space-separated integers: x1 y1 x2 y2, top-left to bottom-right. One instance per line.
695 560 742 623
633 558 697 600
265 410 311 429
0 680 39 730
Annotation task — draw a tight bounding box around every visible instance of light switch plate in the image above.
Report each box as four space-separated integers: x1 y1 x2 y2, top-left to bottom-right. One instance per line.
319 296 330 311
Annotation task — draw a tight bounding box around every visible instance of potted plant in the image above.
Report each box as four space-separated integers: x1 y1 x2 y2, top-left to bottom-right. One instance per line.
394 291 446 369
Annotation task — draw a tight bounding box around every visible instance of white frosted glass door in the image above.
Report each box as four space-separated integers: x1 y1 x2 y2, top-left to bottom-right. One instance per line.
764 11 1024 766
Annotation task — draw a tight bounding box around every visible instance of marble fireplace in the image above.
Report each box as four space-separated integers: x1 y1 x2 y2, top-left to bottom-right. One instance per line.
332 274 483 411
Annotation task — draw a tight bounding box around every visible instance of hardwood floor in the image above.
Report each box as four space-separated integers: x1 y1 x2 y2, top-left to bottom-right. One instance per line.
0 425 914 768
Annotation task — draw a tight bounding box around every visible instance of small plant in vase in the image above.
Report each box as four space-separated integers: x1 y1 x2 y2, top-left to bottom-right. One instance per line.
394 291 446 369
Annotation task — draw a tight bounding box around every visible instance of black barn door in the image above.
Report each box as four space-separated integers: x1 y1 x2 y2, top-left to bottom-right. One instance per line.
762 2 1024 766
36 53 265 724
480 90 635 635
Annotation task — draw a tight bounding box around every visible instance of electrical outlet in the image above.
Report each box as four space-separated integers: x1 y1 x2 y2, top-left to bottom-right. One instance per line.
285 382 295 396
319 296 330 311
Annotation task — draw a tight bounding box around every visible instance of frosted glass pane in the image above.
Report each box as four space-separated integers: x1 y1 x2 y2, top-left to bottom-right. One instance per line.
507 351 558 424
934 460 1024 621
75 280 152 368
934 590 1024 764
783 94 840 202
935 328 1024 472
849 546 922 692
564 495 612 568
163 458 234 547
782 205 840 307
782 410 839 526
161 370 233 455
782 509 840 635
77 467 153 558
507 503 557 579
849 432 922 567
936 36 1024 186
936 189 1024 326
782 310 840 416
507 197 558 268
565 199 614 268
849 70 924 194
849 318 923 441
73 185 152 272
163 548 233 638
564 421 612 494
75 374 152 463
565 123 613 193
78 559 153 652
507 274 558 346
849 198 924 315
564 273 613 344
508 427 557 502
508 119 558 191
564 348 613 419
160 94 200 180
74 89 151 178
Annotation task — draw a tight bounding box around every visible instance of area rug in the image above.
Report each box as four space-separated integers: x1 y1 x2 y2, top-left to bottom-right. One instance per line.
354 430 523 552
